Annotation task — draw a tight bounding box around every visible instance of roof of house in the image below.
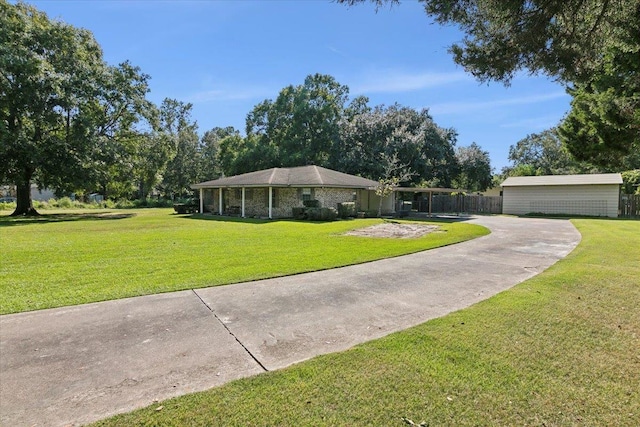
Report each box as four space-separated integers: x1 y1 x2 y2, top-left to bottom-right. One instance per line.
191 165 380 189
501 173 623 187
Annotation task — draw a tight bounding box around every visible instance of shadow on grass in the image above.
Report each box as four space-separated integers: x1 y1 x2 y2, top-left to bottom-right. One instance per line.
183 213 339 225
182 212 471 225
0 212 136 227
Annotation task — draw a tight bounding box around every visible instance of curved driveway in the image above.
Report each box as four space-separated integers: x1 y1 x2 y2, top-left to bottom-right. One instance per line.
0 216 581 426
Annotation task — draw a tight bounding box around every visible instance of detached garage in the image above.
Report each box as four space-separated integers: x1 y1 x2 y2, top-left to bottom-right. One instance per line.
502 173 623 218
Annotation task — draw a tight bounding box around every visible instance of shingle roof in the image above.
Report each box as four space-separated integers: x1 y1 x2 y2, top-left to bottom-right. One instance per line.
191 165 380 189
501 173 623 187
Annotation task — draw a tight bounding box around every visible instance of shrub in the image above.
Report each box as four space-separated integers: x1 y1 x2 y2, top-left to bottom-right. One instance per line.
337 202 356 219
365 209 379 218
303 199 320 208
0 202 16 211
307 207 337 221
56 197 74 209
292 207 306 220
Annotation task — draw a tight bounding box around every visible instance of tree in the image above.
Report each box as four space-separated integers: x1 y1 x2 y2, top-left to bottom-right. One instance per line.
200 126 239 180
131 131 174 200
245 74 349 168
558 15 640 169
375 153 415 217
504 128 600 176
339 103 458 186
621 170 640 195
339 0 640 164
158 99 200 199
453 142 492 192
0 1 151 215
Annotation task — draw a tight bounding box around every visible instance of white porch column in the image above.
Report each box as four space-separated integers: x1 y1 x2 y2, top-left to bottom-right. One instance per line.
268 186 273 219
218 188 223 215
199 188 203 213
241 187 246 218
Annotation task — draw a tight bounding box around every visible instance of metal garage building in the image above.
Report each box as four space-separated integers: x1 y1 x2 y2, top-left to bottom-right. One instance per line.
501 173 623 218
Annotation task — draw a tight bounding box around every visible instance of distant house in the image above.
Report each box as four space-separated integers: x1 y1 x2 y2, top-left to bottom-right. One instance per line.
501 173 623 218
191 165 395 219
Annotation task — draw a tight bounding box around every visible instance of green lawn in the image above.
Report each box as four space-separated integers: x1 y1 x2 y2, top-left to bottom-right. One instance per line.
0 208 487 314
91 218 640 427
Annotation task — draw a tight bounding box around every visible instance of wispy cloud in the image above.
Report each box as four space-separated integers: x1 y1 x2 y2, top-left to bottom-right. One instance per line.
187 86 276 103
351 70 470 94
499 114 565 130
327 45 349 58
430 91 569 115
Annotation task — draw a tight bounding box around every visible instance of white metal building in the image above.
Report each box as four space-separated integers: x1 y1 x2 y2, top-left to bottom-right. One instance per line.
501 173 623 218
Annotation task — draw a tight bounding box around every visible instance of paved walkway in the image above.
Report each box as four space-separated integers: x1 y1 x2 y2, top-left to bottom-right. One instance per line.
0 216 581 426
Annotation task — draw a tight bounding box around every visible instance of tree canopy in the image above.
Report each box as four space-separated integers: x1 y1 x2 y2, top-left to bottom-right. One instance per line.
339 0 639 169
0 1 151 215
453 142 492 192
502 128 601 177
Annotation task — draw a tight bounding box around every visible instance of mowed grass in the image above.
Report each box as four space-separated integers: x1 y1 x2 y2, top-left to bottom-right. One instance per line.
91 218 640 427
0 208 487 314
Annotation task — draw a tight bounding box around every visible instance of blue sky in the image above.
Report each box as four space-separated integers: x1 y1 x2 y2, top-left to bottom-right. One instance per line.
30 0 571 172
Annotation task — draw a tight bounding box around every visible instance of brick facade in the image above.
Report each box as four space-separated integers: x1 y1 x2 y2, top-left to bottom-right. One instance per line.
200 186 393 218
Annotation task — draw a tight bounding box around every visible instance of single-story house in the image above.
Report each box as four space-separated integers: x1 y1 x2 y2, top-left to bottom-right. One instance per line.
191 165 395 219
501 173 623 218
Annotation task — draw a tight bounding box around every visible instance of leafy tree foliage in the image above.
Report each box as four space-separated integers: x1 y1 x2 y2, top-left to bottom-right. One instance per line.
453 142 492 192
339 0 639 167
218 76 459 187
558 10 640 169
200 126 238 180
341 0 635 84
620 170 640 195
375 153 415 216
503 128 601 177
0 1 151 215
158 99 200 199
338 103 458 186
245 74 350 169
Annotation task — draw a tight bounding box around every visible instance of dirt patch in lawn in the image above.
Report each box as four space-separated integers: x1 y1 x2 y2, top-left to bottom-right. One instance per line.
345 222 439 238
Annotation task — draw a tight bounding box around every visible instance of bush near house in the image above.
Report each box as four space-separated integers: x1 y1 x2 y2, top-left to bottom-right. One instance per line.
337 202 356 218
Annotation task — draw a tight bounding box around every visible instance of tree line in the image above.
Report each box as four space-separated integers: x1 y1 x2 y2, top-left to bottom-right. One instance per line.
1 2 492 216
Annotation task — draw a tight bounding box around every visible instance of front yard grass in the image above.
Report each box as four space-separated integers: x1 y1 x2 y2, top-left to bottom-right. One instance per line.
91 218 640 426
0 208 487 314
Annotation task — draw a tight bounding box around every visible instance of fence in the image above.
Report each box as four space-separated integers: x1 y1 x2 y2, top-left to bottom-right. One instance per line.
619 194 640 218
399 195 503 215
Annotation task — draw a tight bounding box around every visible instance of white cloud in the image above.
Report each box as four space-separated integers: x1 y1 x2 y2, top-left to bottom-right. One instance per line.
351 70 470 94
430 91 569 115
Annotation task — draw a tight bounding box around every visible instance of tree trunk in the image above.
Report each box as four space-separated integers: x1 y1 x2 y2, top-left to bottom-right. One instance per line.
11 171 39 216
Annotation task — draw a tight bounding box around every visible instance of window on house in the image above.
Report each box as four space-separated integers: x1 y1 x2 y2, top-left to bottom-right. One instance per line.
302 187 312 201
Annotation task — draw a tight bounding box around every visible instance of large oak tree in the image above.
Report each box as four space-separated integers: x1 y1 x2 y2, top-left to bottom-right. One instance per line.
0 1 151 215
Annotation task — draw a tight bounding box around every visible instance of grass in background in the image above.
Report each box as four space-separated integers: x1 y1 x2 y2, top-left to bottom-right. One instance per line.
91 218 640 426
0 209 487 314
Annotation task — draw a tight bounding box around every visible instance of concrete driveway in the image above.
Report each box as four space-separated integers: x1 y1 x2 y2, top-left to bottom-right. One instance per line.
0 216 581 426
